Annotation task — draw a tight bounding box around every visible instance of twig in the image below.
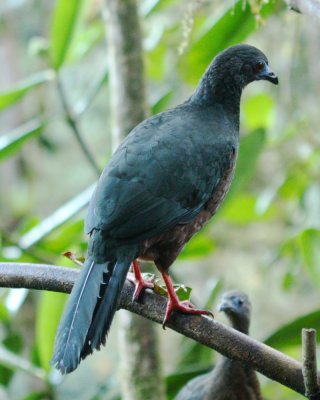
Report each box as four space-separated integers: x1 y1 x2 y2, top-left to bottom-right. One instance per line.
0 261 311 396
74 65 109 116
56 77 101 177
285 0 320 19
0 345 46 380
302 329 320 399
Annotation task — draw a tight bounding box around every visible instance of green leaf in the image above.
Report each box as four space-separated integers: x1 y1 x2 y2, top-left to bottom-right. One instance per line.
22 391 53 400
50 0 84 69
224 129 266 202
0 302 9 323
278 167 309 199
0 120 45 162
299 228 320 287
36 291 67 371
222 193 274 224
175 285 192 302
264 309 320 350
19 184 94 249
179 231 216 260
243 93 275 130
181 0 281 84
67 19 105 64
74 67 109 115
151 90 174 115
0 70 54 111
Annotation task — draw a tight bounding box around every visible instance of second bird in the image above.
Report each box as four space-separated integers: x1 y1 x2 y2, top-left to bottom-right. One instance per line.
51 44 278 374
175 290 263 400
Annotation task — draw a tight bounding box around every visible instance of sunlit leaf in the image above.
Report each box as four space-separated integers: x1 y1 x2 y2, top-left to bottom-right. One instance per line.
203 279 223 310
222 193 274 224
264 309 320 350
74 67 109 115
278 169 309 200
0 120 45 162
243 93 275 130
67 19 105 63
0 70 54 111
282 267 296 291
224 129 266 203
153 283 192 302
19 184 95 249
151 90 173 115
0 302 9 323
49 0 84 69
36 291 67 371
179 231 216 260
146 44 166 81
181 0 281 84
299 228 320 287
175 285 192 302
142 0 167 16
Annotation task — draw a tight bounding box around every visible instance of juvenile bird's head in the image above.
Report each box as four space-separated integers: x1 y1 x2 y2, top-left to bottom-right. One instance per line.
218 290 252 334
213 44 278 88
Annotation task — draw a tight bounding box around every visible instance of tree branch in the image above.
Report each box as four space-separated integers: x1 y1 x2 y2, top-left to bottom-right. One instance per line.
56 77 101 177
0 261 310 396
302 328 320 399
285 0 320 19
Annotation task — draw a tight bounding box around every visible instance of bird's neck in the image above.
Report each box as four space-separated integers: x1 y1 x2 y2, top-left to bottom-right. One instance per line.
230 315 250 334
190 71 242 128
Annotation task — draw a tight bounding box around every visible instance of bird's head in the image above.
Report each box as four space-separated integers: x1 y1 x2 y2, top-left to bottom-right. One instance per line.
212 44 278 89
218 290 251 334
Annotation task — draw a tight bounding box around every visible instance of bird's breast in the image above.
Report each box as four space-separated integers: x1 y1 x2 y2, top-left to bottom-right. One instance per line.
139 147 238 270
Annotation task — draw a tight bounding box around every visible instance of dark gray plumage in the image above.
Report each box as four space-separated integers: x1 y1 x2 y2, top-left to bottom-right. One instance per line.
175 291 263 400
51 45 278 374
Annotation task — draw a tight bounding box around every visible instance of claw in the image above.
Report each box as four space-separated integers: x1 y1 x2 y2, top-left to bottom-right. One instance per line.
160 269 214 328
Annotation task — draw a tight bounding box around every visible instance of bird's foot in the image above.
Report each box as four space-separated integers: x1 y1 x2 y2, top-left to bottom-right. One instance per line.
160 269 213 328
163 298 213 329
128 259 155 301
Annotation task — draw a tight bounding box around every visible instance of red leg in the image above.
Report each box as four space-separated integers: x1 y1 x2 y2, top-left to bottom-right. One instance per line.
161 269 213 328
128 259 155 301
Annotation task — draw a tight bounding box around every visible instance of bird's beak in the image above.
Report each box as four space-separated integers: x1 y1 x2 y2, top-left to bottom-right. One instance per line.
218 298 234 313
258 64 279 85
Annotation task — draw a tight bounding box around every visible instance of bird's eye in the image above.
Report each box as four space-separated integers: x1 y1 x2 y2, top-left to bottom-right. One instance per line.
255 61 264 72
237 298 244 306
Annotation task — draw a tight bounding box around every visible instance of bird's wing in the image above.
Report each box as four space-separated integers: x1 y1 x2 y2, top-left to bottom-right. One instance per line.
85 106 237 243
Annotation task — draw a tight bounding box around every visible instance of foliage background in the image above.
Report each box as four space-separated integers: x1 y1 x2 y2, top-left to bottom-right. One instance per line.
1 0 320 399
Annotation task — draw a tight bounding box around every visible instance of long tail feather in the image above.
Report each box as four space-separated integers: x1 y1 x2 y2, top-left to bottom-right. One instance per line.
51 256 114 374
80 256 132 359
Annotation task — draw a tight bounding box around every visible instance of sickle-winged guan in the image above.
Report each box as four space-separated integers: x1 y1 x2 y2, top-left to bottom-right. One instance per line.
51 44 278 374
175 290 263 400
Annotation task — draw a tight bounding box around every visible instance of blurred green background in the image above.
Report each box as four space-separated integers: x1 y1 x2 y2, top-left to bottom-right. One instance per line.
1 0 320 399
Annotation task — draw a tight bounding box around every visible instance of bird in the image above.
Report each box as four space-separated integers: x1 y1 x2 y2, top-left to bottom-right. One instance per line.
175 290 263 400
51 44 278 374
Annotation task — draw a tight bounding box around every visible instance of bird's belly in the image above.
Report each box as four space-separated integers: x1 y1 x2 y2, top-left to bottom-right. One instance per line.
139 150 237 270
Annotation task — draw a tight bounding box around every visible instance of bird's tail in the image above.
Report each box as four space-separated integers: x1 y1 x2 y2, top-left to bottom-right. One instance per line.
51 236 134 374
